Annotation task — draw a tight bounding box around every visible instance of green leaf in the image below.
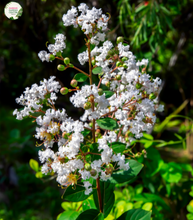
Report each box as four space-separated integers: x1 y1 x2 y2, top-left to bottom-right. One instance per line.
64 185 91 202
133 193 170 211
109 159 143 184
58 211 79 220
96 118 119 131
117 209 151 220
82 199 97 211
160 162 182 183
187 213 193 220
29 159 39 172
81 129 91 137
74 73 88 82
109 142 126 154
76 209 104 220
142 203 153 211
90 143 101 161
93 181 115 218
103 91 114 99
142 133 153 140
92 67 103 75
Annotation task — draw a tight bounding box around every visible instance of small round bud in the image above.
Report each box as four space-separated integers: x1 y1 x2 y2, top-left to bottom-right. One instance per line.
122 57 128 62
91 59 96 66
96 129 100 134
90 169 97 176
49 54 55 61
70 79 78 87
116 61 122 67
57 64 65 71
62 131 68 139
89 122 93 127
105 81 110 87
64 57 70 65
136 83 142 89
117 36 124 44
149 93 156 100
98 88 103 96
123 63 128 69
106 164 114 169
125 137 129 142
59 156 69 163
60 87 69 95
142 149 147 155
115 75 121 80
85 163 91 171
88 95 94 102
84 102 92 110
135 152 141 158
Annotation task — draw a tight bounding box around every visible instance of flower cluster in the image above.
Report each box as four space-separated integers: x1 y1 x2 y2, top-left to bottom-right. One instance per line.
14 3 163 195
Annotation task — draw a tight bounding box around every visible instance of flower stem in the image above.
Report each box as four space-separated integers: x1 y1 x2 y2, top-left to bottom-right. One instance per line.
96 177 103 213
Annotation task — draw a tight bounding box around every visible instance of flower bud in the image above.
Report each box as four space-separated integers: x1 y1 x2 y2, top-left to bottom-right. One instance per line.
85 163 91 171
70 79 78 87
89 122 93 127
136 83 142 89
149 93 156 100
122 57 128 62
91 59 95 66
123 63 128 69
106 164 114 175
62 131 68 139
98 88 103 96
142 149 147 155
117 36 124 44
88 95 94 102
60 87 69 95
115 75 121 80
64 57 70 65
59 156 69 163
105 81 110 87
90 169 97 176
125 137 129 142
49 54 55 61
135 152 141 158
116 61 122 67
57 64 65 71
84 102 92 110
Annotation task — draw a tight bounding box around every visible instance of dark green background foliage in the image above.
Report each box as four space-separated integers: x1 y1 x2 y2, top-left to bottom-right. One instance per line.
0 0 193 219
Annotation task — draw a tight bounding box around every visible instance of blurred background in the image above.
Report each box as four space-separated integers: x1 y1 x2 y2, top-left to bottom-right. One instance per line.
0 0 193 219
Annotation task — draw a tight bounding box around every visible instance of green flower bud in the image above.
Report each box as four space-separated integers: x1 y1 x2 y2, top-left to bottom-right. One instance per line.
105 81 110 87
89 122 93 127
142 149 147 155
149 93 156 100
85 163 91 171
122 57 128 62
84 102 92 110
49 54 55 61
70 79 78 87
60 87 69 95
116 36 124 44
115 75 121 80
62 131 68 139
57 64 65 71
94 102 98 107
105 164 114 174
136 83 142 89
125 137 129 142
116 61 122 67
123 63 128 69
59 156 69 163
106 164 114 169
91 59 95 66
98 88 103 96
88 95 94 102
90 169 97 176
64 57 70 65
